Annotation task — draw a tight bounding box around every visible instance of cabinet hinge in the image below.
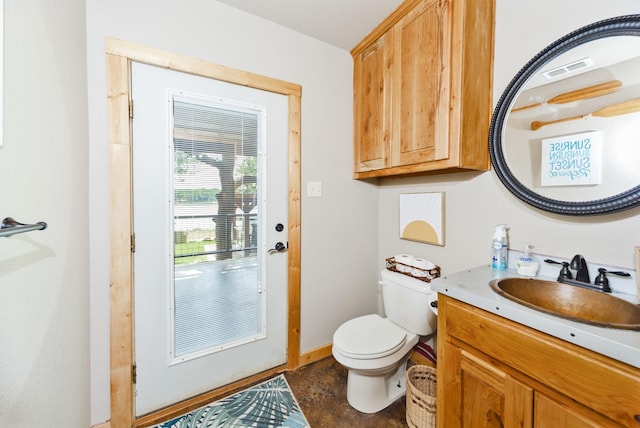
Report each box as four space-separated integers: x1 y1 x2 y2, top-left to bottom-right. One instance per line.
131 233 136 253
132 363 137 384
129 99 134 119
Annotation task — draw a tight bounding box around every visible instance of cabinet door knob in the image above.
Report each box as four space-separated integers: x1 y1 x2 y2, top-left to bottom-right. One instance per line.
635 415 640 424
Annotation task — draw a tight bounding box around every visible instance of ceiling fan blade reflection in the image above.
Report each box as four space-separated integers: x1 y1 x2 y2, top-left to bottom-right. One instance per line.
547 80 622 104
512 80 622 113
531 98 640 130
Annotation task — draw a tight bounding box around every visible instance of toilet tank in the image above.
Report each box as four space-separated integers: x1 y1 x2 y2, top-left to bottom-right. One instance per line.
380 269 437 335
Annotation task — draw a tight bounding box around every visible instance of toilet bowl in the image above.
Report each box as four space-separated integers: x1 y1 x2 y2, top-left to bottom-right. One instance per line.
332 314 420 413
332 270 437 413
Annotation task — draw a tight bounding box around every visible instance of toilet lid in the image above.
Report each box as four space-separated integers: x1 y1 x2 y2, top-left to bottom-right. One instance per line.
333 314 407 360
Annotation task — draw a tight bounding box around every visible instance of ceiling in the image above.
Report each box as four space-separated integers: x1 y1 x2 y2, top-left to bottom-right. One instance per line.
216 0 405 51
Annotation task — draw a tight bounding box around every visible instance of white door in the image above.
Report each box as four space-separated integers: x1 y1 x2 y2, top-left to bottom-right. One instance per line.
131 62 289 416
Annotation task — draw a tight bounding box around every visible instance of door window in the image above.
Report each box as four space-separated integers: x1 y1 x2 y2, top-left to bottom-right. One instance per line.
171 95 265 362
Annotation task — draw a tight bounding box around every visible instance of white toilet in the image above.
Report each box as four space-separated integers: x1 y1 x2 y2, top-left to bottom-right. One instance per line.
332 269 437 413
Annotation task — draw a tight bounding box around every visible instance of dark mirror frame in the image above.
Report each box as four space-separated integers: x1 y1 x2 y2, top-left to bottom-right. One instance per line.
489 14 640 216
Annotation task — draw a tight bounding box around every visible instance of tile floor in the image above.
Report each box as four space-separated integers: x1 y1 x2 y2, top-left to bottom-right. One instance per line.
284 357 408 427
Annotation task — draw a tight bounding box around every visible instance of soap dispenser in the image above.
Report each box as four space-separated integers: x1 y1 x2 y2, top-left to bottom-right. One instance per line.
491 224 508 270
516 244 539 277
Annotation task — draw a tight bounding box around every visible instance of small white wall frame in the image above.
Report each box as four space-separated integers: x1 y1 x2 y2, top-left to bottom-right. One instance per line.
399 192 445 246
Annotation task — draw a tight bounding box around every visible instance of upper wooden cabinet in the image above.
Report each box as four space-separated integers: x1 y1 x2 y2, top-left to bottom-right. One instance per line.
352 0 495 179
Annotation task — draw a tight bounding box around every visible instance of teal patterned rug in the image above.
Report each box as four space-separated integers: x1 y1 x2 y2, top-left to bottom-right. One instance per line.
156 375 310 428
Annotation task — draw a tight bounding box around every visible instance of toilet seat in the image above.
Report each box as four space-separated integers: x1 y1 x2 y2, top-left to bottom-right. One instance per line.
333 314 407 360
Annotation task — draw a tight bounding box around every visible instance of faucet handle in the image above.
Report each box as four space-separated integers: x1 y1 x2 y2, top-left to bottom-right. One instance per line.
594 268 630 293
594 268 611 292
601 268 631 277
559 262 573 281
544 259 573 280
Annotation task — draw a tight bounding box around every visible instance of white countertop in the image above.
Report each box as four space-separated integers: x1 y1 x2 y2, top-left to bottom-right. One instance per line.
431 264 640 369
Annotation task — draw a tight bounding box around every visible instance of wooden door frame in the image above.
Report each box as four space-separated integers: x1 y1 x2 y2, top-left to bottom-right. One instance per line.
106 37 301 427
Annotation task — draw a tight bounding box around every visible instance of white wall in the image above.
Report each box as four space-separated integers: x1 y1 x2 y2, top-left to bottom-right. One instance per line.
379 0 640 276
1 0 630 426
86 0 378 424
0 0 90 427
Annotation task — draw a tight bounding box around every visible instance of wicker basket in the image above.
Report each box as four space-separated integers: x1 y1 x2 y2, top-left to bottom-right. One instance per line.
406 365 437 428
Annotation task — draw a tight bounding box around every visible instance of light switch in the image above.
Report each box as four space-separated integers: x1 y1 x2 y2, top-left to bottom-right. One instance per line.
307 181 322 197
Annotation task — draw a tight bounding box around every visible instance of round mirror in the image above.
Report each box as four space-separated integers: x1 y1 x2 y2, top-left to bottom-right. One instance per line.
490 14 640 216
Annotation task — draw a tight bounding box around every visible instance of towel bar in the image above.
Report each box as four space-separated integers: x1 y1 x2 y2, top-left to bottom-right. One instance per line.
0 217 47 238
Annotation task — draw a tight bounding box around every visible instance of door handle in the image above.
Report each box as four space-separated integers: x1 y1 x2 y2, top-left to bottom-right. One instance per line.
268 241 287 255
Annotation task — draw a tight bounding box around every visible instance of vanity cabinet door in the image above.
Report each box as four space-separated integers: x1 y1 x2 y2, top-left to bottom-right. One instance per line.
460 350 505 427
438 326 532 427
459 350 533 428
534 393 621 428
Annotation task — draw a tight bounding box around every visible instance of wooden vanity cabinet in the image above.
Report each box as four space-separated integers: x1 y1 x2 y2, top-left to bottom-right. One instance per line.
351 0 495 179
437 295 640 427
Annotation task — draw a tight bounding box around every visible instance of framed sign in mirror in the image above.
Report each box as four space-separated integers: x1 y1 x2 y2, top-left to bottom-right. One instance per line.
489 14 640 216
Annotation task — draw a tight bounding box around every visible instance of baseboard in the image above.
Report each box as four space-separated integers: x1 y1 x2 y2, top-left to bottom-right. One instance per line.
298 343 333 367
91 422 110 428
298 344 437 368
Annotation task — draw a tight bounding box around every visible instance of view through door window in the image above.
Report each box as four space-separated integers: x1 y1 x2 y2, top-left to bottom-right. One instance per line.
171 94 265 362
